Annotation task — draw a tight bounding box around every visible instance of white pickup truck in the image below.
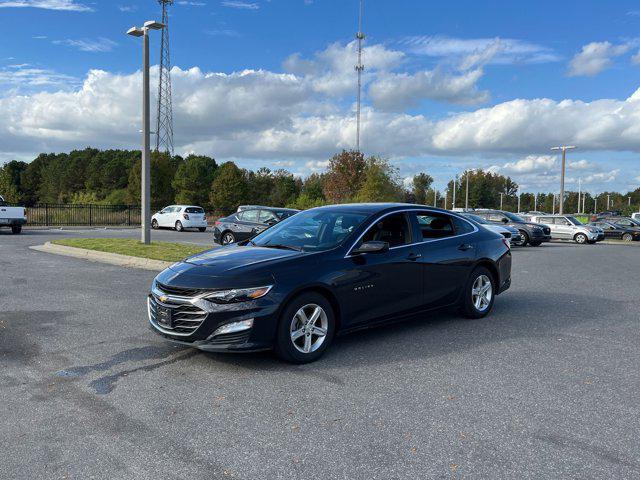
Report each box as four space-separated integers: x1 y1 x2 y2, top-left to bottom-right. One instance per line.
0 195 27 234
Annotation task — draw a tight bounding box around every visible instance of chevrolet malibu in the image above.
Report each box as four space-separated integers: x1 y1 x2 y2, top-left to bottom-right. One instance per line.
148 204 512 363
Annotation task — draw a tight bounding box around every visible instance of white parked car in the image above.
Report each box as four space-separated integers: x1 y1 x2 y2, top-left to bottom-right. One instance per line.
529 214 604 244
151 205 208 232
0 195 26 234
632 212 640 221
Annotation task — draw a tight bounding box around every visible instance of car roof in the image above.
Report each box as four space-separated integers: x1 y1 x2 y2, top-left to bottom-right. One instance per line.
307 203 453 215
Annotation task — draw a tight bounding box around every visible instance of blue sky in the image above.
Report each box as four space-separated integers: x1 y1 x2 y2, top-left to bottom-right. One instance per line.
1 0 640 194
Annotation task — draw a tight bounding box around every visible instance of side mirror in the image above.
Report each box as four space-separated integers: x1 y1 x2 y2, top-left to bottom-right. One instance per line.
266 219 278 226
501 218 509 224
352 240 389 255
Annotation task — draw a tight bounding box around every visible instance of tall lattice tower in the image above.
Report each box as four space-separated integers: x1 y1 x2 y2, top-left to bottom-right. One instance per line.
156 0 174 155
354 0 365 152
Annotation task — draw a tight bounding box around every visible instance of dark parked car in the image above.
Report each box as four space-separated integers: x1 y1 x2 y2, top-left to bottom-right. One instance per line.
213 207 299 244
148 204 512 363
473 209 551 246
595 215 640 230
589 221 640 241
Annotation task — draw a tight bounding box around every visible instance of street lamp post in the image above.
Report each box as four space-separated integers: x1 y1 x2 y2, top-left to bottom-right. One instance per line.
452 175 457 210
465 172 469 210
517 191 521 213
499 192 504 210
127 20 164 245
551 145 576 215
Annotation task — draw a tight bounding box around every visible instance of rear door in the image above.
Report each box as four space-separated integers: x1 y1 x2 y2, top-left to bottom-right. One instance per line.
409 211 478 308
235 209 260 240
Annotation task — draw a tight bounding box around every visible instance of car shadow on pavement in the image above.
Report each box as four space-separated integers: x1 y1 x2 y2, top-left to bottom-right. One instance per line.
199 290 622 371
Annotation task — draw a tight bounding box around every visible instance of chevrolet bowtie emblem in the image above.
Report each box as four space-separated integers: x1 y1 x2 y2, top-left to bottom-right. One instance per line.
159 295 168 302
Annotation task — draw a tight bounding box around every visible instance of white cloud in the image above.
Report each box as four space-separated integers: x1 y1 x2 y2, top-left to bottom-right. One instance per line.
568 41 630 77
221 1 258 9
0 0 92 11
399 36 561 65
0 64 78 90
178 1 206 5
118 4 137 12
205 29 241 37
53 38 117 53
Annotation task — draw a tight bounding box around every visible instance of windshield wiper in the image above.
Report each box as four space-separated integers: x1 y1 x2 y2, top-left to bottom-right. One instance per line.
261 243 304 252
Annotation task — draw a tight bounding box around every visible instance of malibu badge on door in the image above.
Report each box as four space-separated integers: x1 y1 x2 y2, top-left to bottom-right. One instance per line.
156 305 173 328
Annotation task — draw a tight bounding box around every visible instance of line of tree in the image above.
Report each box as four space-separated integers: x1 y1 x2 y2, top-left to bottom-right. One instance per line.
1 147 638 215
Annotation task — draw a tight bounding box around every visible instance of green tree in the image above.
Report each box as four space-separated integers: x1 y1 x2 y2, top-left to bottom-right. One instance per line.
354 157 403 203
172 154 217 207
0 167 20 203
209 162 249 214
271 169 300 206
246 167 275 205
127 151 181 206
412 172 434 205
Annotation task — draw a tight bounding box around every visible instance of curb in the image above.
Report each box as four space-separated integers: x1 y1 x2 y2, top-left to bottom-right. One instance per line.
30 242 172 271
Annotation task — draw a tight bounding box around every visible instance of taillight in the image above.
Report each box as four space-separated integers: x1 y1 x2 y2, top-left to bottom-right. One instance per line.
502 238 510 249
183 213 189 220
215 220 222 226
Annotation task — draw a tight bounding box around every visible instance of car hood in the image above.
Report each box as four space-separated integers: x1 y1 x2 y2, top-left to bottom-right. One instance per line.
182 245 304 274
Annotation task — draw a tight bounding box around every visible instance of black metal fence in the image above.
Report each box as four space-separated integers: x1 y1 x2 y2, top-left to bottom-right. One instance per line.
26 204 144 226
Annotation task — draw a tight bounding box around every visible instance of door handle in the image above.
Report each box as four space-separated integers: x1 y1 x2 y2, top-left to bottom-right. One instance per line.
458 243 474 251
406 252 422 260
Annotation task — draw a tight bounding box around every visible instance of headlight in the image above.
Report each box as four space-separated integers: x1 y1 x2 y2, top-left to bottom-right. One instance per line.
201 285 272 303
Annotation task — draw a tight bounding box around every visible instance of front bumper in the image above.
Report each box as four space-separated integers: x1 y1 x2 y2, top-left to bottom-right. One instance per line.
212 227 222 244
147 289 279 352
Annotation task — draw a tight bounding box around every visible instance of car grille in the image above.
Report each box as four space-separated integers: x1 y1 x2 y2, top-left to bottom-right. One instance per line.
156 282 206 298
148 294 208 336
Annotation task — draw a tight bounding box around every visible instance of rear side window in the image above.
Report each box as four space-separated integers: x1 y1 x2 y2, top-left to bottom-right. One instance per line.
241 210 259 222
185 207 204 214
452 216 475 235
488 213 505 222
259 210 278 223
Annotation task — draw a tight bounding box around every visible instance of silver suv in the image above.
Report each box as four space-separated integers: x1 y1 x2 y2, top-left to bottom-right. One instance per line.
529 214 604 244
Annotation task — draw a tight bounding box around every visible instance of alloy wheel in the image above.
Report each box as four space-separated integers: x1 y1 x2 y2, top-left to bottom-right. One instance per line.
222 233 235 244
471 274 493 312
576 233 587 244
175 221 183 232
289 303 328 354
623 233 633 242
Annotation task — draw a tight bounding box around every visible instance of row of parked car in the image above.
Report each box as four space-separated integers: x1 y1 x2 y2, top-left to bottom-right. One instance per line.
152 203 640 246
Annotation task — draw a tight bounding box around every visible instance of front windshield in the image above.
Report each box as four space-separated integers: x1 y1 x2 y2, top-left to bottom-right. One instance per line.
503 211 525 222
464 214 487 224
566 216 583 226
249 209 370 252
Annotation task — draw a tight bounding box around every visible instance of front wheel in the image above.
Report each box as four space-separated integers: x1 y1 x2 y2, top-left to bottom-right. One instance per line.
11 225 22 234
221 231 235 244
575 233 588 244
529 241 542 247
622 233 633 242
512 230 528 247
175 221 183 232
460 266 495 319
275 293 335 364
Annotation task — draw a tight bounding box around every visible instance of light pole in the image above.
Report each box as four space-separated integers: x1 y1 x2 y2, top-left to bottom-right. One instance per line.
551 145 576 215
517 191 521 213
452 175 457 210
534 193 537 212
499 192 504 210
433 189 437 207
607 194 610 210
127 20 164 245
577 177 581 214
465 172 469 210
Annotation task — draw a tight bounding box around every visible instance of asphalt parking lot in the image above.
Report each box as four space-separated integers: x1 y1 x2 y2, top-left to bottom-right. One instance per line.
2 230 640 479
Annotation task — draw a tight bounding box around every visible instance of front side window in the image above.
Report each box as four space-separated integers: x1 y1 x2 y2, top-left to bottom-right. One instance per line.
259 210 278 224
360 213 411 248
488 213 506 223
414 212 455 240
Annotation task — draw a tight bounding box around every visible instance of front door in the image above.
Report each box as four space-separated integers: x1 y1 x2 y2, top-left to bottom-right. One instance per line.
338 212 424 328
236 209 260 240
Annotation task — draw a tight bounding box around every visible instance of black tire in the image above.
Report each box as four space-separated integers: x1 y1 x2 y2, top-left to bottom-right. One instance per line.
175 221 183 232
11 225 22 234
151 219 159 229
221 231 235 244
275 292 335 364
622 233 633 242
460 266 496 319
198 227 207 232
587 240 596 244
513 230 528 247
575 233 588 244
530 241 542 247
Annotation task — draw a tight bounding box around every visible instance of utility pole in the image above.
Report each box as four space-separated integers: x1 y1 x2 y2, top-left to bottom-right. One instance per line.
517 191 521 213
452 175 457 209
433 189 437 207
534 193 537 212
354 0 365 152
499 193 504 210
552 193 556 214
128 20 164 245
577 177 581 214
594 195 597 214
607 194 610 210
156 0 174 155
465 172 469 210
551 145 576 215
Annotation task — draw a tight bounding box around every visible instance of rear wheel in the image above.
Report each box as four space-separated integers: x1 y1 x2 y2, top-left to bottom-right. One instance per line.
460 266 495 319
575 233 588 244
198 227 207 232
530 241 542 247
11 225 22 234
275 292 335 364
221 231 235 244
622 233 633 242
175 221 183 232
